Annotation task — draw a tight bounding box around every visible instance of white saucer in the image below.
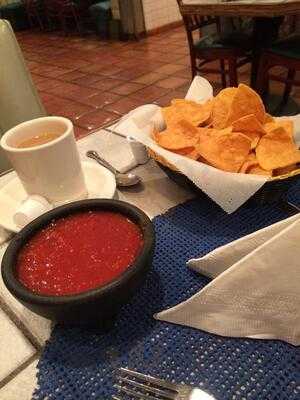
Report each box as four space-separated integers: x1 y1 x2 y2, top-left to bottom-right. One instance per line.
0 161 116 233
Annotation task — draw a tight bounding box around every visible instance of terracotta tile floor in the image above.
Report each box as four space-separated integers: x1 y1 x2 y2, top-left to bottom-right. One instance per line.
16 27 299 140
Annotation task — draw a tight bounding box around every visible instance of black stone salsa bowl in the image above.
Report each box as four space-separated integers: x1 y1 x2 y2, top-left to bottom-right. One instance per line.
1 199 155 325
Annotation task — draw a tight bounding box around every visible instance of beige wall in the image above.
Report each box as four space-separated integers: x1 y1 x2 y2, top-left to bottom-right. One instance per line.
111 0 120 19
111 0 182 33
142 0 181 31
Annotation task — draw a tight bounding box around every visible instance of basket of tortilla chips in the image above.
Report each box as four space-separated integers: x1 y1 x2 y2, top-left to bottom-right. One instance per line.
150 84 300 204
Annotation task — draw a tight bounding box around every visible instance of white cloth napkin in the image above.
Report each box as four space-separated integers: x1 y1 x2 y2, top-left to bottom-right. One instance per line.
78 123 150 174
13 195 52 229
156 214 300 345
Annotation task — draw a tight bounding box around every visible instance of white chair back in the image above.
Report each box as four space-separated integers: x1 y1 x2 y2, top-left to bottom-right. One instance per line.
0 19 46 173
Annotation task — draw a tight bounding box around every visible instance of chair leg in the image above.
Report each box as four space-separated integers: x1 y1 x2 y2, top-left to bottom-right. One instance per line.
255 53 270 98
220 59 227 88
72 8 82 35
190 53 197 79
36 13 44 31
282 68 296 107
45 11 50 29
216 17 222 36
60 14 68 35
28 15 34 29
228 58 238 87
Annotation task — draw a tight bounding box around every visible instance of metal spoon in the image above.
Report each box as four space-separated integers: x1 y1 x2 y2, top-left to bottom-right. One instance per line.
86 150 141 188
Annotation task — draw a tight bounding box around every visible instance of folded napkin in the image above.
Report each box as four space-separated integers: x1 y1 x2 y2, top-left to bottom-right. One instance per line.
79 121 151 174
188 212 300 278
13 195 52 229
156 214 300 345
127 136 149 165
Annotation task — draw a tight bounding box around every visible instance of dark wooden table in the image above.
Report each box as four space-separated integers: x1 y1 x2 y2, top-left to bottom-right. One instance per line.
182 1 300 87
182 0 300 18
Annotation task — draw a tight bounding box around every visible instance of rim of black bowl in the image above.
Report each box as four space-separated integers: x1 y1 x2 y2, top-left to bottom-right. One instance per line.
1 199 155 306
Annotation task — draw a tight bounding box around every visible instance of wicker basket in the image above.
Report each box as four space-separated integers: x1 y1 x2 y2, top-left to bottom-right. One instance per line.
148 148 300 205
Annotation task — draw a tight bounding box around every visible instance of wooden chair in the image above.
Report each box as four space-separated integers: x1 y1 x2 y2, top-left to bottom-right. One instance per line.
23 0 45 30
256 35 300 110
22 0 44 30
44 0 88 35
176 0 251 87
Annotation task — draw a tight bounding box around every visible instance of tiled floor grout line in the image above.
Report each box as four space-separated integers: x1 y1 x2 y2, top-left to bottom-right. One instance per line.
0 297 43 351
0 352 40 391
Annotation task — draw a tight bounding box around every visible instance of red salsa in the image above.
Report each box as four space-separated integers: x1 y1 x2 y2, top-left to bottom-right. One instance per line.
17 211 144 296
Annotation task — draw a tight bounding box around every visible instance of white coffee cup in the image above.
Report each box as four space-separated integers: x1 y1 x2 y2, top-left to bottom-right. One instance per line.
0 116 87 205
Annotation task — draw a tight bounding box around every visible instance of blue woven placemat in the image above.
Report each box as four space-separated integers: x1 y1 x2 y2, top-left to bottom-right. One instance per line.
34 185 300 400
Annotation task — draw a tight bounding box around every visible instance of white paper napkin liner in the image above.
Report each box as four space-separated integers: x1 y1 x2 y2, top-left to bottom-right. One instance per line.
156 219 300 345
185 76 214 103
188 213 300 279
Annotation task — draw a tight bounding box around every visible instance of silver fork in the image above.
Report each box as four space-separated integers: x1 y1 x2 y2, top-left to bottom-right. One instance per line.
113 367 216 399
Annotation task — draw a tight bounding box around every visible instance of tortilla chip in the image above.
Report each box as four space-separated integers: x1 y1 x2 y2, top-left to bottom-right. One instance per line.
234 131 261 150
154 120 200 150
238 152 272 175
197 132 251 173
256 127 300 170
198 155 210 164
245 152 257 162
171 146 200 160
173 147 195 156
185 149 200 160
155 131 192 150
232 114 266 134
212 88 237 129
196 127 213 143
198 126 232 143
232 114 266 149
264 119 293 138
263 122 277 134
239 153 259 173
247 165 272 176
227 84 266 125
264 113 275 123
163 99 212 127
200 99 214 126
151 86 298 177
